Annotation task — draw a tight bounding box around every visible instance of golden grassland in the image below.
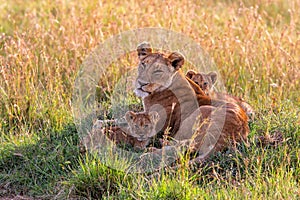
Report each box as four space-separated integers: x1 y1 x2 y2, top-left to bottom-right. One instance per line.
0 0 299 199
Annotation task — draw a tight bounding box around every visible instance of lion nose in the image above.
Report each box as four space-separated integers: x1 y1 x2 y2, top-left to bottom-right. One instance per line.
138 80 148 87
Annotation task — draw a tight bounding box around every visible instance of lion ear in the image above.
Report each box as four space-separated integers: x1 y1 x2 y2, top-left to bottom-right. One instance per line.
137 42 152 60
149 111 159 124
208 71 217 84
168 52 185 70
186 70 196 79
125 111 136 123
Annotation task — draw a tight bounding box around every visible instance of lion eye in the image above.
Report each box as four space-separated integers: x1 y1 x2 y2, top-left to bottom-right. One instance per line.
203 82 208 86
144 124 149 128
153 70 163 74
134 125 139 128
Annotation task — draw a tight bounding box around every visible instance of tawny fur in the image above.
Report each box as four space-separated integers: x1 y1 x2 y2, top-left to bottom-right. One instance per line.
135 42 249 161
125 111 159 150
85 111 159 151
83 121 149 151
186 70 254 121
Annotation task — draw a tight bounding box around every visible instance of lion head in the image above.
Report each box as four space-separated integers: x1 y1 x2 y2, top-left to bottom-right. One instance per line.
125 111 159 142
186 70 217 95
134 42 185 98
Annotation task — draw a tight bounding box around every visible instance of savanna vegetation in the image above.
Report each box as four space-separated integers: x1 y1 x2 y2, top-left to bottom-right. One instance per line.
0 0 299 199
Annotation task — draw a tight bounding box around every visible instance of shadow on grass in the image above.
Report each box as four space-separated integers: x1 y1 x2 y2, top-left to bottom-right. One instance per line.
0 123 80 198
0 120 298 199
0 122 135 199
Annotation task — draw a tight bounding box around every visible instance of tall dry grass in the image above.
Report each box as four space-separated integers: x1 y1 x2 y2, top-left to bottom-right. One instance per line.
1 0 299 134
0 0 299 198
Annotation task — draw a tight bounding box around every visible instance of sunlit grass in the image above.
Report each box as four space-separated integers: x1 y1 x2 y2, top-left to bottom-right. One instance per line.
0 0 299 198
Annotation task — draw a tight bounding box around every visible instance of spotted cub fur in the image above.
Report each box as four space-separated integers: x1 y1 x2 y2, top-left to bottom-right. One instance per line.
125 111 159 150
186 70 254 120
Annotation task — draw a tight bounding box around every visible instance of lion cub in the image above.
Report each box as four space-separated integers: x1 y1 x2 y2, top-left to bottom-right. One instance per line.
125 111 160 150
186 70 218 96
186 70 254 120
85 111 159 151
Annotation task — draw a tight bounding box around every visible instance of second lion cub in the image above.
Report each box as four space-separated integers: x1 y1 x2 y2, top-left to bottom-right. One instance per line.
186 70 254 120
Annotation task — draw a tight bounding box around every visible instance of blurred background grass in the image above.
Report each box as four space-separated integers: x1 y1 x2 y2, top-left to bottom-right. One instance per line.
0 0 299 199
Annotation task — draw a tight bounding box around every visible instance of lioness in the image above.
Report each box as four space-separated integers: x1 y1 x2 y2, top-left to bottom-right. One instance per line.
186 70 254 120
134 42 249 162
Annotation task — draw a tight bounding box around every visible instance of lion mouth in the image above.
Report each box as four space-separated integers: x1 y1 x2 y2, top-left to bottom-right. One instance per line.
137 87 151 94
134 87 151 98
139 87 149 92
137 137 147 141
